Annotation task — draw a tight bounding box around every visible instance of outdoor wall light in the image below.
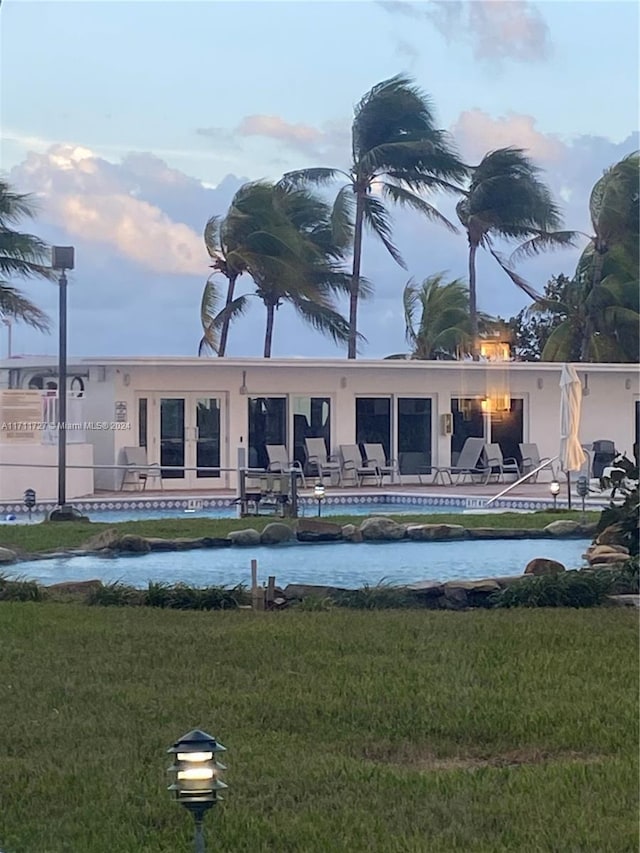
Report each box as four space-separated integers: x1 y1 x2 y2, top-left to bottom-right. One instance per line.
23 488 36 521
167 728 227 853
314 481 326 516
550 479 560 510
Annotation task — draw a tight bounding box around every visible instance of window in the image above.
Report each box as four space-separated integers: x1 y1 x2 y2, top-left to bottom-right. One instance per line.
356 398 391 461
292 396 331 467
397 398 432 475
248 397 287 470
138 398 147 448
491 399 524 466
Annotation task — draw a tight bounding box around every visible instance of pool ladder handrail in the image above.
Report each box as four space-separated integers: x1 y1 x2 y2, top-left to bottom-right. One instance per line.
485 455 560 506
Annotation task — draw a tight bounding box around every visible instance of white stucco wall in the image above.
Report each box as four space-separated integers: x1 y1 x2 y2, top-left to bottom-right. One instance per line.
0 442 94 502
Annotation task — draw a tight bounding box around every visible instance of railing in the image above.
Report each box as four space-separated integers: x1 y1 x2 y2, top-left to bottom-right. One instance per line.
484 455 559 506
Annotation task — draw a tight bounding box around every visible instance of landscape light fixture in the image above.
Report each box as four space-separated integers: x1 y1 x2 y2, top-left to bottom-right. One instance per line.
23 488 36 521
313 481 326 516
167 728 228 853
50 246 75 521
550 479 560 511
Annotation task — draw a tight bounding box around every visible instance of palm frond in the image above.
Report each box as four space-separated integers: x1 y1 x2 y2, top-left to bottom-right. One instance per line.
508 230 579 264
279 168 346 187
361 194 405 268
330 184 355 249
289 296 359 347
486 241 543 301
0 284 50 331
379 182 458 232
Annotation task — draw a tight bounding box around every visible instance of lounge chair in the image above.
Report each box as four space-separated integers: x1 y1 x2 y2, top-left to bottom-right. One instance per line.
339 444 381 486
362 443 401 485
484 443 520 483
519 443 552 482
432 437 488 484
304 437 342 485
266 444 306 487
120 446 163 491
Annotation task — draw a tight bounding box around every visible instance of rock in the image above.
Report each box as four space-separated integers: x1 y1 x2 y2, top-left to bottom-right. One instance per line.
296 518 343 542
47 506 90 522
524 557 566 576
83 528 121 551
227 528 261 546
606 595 640 608
46 579 103 598
544 520 582 536
341 524 363 543
359 517 406 541
442 583 469 606
145 537 206 551
118 534 151 553
589 552 629 566
596 524 626 546
260 522 293 545
492 575 526 588
585 543 629 558
467 528 546 540
405 524 467 541
406 580 444 596
283 583 346 600
200 537 233 548
0 547 17 564
446 579 501 592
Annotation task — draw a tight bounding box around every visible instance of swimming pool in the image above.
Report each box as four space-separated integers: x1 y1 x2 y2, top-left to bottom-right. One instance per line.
16 538 589 589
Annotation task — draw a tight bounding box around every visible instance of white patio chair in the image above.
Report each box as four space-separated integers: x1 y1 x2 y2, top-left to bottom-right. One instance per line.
120 446 163 491
519 443 553 482
432 437 488 484
339 444 381 486
484 443 520 483
304 437 342 485
362 443 402 485
266 444 306 488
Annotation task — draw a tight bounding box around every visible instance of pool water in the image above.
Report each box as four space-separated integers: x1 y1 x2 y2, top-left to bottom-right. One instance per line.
15 538 589 589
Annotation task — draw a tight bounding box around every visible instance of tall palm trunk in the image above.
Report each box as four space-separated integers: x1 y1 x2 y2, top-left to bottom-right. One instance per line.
263 301 276 358
348 188 365 359
217 272 238 357
468 242 479 360
579 245 606 361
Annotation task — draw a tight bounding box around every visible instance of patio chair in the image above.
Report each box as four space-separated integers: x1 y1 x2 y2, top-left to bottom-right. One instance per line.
432 437 488 485
484 443 521 483
120 446 163 491
266 444 306 488
519 443 552 482
362 443 402 485
339 444 381 486
304 437 342 485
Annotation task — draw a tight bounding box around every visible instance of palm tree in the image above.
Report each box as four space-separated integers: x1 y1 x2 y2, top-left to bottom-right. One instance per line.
0 180 53 331
403 273 477 359
456 148 575 359
281 74 467 358
200 181 358 358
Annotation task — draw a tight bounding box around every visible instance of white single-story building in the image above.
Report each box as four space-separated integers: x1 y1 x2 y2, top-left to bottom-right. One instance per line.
0 356 638 501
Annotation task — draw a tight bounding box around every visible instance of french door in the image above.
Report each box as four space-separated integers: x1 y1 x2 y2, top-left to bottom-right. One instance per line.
147 394 224 488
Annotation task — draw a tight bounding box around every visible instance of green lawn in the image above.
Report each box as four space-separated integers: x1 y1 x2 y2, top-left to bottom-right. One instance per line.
0 510 598 555
0 604 637 852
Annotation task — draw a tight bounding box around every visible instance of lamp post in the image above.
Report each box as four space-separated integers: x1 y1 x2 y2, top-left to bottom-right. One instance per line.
550 479 560 511
50 246 75 520
24 488 36 522
314 481 325 517
167 728 227 853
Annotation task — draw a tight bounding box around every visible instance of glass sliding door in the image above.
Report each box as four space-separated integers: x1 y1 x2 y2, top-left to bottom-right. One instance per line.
397 398 432 475
196 398 221 478
248 397 287 470
491 399 524 467
356 397 391 461
160 398 185 479
451 398 485 465
292 396 331 468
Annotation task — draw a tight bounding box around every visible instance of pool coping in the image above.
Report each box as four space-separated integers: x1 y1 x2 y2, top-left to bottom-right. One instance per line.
0 490 606 518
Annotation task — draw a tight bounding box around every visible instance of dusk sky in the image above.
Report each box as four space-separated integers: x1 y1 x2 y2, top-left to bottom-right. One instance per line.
2 0 638 359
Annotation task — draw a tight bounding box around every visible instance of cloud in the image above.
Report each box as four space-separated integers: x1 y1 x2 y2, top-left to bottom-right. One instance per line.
452 110 565 164
8 145 244 276
237 115 323 150
379 0 551 63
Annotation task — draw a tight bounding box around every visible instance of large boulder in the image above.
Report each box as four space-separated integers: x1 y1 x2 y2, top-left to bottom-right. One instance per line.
544 520 583 536
283 583 346 600
260 523 293 545
584 543 630 566
341 524 363 543
588 552 630 566
0 546 17 564
467 528 546 540
524 557 566 576
596 523 626 547
118 534 151 553
83 528 121 551
47 579 103 599
360 517 406 541
406 580 444 597
296 518 342 542
145 537 206 551
405 524 467 541
228 528 261 546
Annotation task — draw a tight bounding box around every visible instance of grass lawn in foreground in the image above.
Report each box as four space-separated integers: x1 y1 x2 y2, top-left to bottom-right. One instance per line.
0 510 599 555
0 604 637 852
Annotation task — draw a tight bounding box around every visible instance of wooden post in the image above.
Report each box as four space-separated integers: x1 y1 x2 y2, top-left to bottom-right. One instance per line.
250 559 264 611
266 575 276 608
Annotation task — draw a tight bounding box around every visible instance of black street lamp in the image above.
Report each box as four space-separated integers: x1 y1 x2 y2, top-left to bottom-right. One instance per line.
314 481 325 517
49 246 76 521
550 479 560 511
167 728 228 853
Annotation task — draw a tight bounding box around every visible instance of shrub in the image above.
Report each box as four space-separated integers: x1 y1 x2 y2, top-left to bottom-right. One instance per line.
142 582 249 610
335 580 417 609
0 574 45 602
87 581 141 607
295 594 334 612
596 485 639 555
491 571 612 609
592 557 639 595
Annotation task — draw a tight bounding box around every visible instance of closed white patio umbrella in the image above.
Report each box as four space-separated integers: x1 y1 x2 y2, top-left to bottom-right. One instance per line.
559 363 587 508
